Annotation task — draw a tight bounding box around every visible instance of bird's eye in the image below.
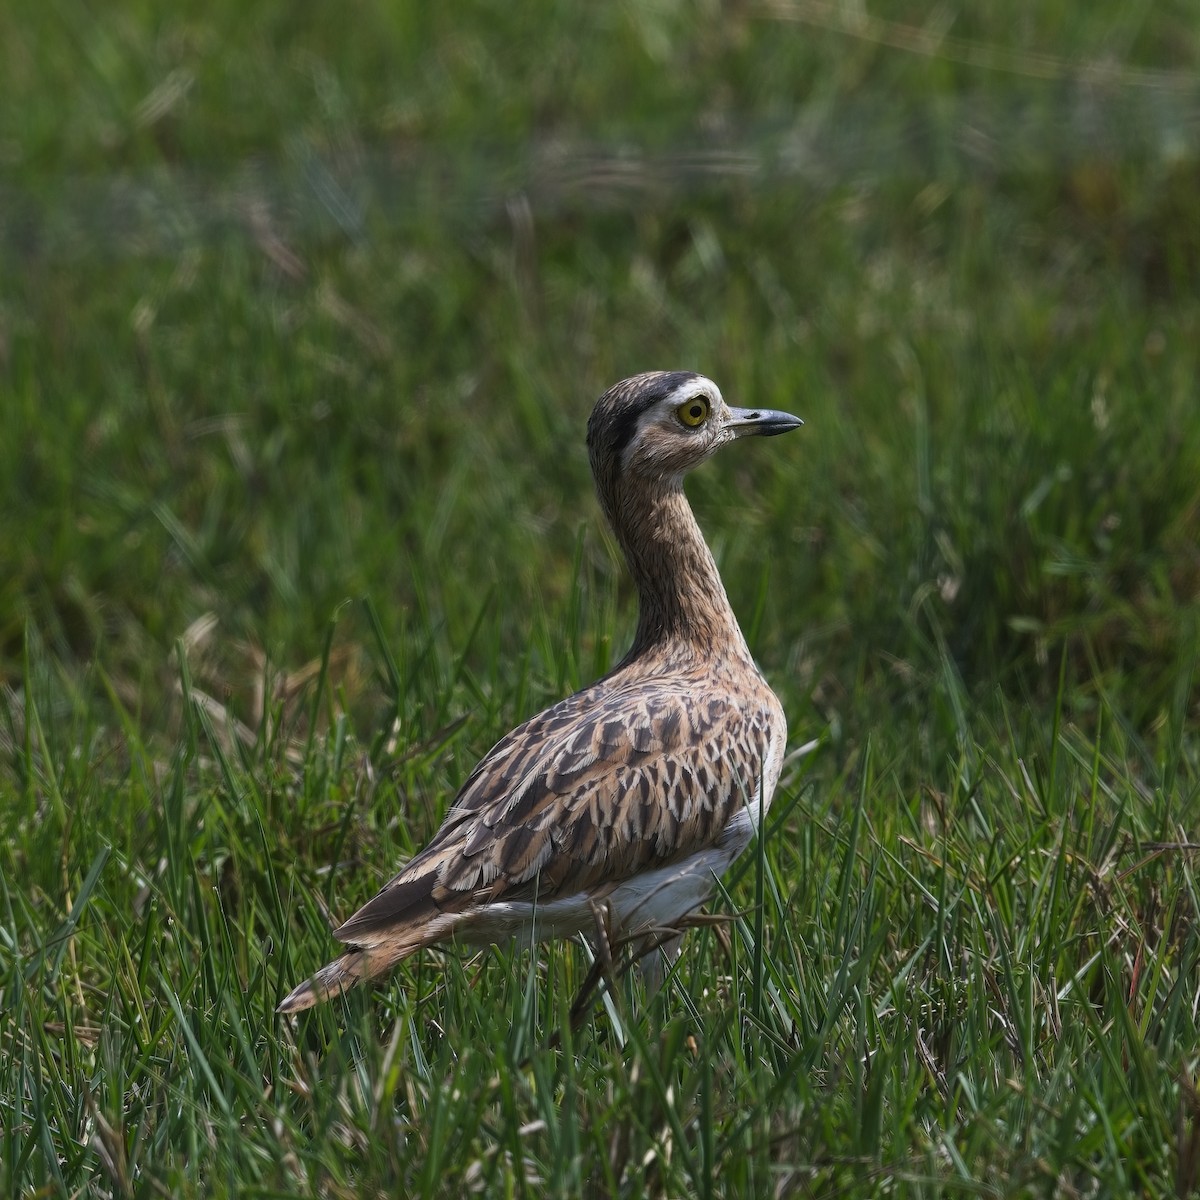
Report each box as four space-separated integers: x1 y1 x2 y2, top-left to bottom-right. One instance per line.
676 396 711 428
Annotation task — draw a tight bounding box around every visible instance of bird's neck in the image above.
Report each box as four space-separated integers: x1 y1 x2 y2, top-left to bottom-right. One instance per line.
604 479 751 662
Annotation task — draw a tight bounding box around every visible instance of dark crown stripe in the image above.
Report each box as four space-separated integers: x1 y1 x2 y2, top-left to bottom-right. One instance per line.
594 371 701 460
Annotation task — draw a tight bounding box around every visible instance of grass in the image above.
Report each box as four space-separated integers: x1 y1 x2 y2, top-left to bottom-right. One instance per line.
2 0 1200 1195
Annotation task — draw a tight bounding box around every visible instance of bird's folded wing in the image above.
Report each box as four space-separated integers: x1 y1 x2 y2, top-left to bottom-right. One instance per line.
333 682 773 945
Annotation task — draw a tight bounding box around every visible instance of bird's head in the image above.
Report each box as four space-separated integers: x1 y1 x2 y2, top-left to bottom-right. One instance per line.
586 371 802 495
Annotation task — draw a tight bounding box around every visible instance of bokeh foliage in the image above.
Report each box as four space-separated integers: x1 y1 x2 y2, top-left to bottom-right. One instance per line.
2 1 1199 1196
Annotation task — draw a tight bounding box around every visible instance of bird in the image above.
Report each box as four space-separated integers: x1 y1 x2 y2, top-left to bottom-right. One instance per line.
278 371 802 1013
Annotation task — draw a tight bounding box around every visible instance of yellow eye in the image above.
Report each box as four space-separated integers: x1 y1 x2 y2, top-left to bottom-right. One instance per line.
676 396 711 428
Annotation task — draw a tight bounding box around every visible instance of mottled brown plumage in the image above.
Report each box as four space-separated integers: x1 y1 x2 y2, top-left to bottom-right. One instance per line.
278 371 802 1013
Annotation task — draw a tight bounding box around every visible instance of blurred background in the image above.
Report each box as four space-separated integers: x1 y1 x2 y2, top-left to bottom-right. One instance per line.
4 5 1200 1194
2 0 1198 762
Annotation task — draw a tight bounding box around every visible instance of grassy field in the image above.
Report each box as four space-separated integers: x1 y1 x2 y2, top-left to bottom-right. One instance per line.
3 1 1200 1195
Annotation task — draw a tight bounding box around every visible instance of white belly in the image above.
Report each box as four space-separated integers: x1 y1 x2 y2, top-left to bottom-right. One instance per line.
469 729 782 947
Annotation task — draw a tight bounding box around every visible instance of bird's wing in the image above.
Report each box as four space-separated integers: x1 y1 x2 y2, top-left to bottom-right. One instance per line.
333 678 777 946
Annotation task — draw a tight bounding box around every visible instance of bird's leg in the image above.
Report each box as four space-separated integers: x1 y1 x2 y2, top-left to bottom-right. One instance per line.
539 904 640 1056
636 930 681 994
535 908 614 1059
634 907 747 991
566 899 619 1030
589 898 616 975
550 906 749 1048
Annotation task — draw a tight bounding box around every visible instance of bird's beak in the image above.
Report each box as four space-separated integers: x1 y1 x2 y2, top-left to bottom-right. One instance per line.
725 407 804 439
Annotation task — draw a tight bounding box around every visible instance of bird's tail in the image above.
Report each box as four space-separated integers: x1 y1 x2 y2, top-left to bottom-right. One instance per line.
276 945 402 1014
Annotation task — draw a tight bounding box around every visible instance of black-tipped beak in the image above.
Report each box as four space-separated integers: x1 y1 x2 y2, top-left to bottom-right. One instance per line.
725 406 804 438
